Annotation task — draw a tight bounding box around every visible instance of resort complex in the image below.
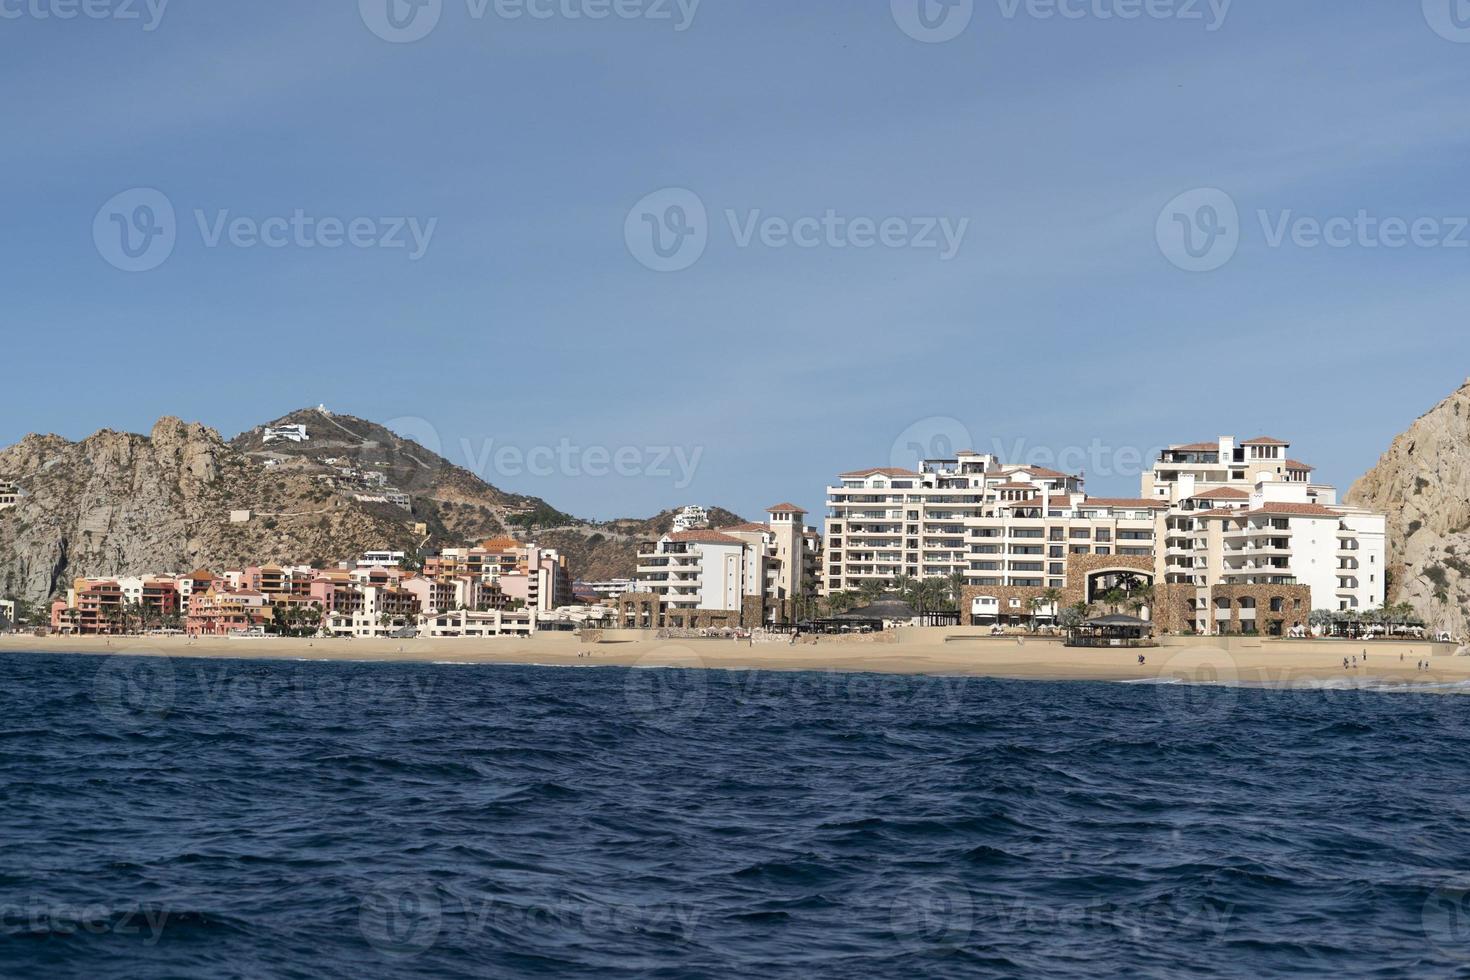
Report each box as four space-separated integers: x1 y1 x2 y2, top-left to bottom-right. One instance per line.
4 431 1392 640
44 538 584 638
616 504 822 630
823 435 1387 636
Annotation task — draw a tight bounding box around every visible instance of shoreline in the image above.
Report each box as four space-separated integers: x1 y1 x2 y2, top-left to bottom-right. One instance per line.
1 631 1463 688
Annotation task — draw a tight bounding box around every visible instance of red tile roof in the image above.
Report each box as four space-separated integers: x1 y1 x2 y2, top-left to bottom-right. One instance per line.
1253 502 1341 517
1194 487 1250 500
839 467 923 479
1011 466 1075 480
1001 497 1045 508
1197 502 1341 519
1170 442 1220 452
718 522 771 534
1080 498 1170 509
1242 436 1289 446
668 530 746 545
767 503 806 513
1284 459 1313 471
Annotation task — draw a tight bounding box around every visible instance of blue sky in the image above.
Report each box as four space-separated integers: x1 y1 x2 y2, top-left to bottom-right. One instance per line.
3 1 1469 522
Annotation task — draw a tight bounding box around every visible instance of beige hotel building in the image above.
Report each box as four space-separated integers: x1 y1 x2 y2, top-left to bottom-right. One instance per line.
824 436 1387 635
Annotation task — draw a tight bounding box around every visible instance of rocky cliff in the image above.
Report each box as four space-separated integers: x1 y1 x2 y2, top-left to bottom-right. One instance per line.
0 410 744 606
0 418 417 604
1346 379 1470 635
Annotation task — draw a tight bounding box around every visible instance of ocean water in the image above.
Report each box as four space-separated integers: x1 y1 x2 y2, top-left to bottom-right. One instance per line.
3 652 1470 978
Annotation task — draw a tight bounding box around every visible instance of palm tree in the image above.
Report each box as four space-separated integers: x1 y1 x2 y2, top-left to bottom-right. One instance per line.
1308 609 1336 636
1101 588 1126 615
913 579 948 622
1027 595 1047 632
1126 583 1154 622
944 572 966 611
858 579 887 604
1039 586 1063 624
824 591 857 616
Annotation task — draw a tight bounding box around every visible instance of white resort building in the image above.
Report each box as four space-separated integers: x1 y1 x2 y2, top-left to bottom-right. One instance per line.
619 504 820 629
823 435 1387 635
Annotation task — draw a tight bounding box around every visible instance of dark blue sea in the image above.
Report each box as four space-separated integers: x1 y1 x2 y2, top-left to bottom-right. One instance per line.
3 651 1470 978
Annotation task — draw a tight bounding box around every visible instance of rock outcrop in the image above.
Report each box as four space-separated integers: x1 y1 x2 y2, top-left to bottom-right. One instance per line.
1346 379 1470 635
0 408 745 606
0 419 418 605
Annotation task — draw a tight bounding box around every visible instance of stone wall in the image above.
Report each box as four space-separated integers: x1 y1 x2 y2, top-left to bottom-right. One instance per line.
959 553 1204 634
1207 583 1312 636
615 591 791 631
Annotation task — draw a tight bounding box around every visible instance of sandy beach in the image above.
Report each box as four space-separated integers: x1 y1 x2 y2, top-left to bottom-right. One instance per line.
0 630 1462 689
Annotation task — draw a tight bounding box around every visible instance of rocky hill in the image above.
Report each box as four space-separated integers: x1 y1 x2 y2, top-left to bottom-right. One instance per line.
533 506 748 582
0 408 745 605
1346 379 1470 635
0 418 418 604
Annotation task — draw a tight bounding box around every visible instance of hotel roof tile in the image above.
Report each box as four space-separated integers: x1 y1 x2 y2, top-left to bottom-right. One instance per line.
1193 487 1250 500
667 530 746 545
839 467 923 479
